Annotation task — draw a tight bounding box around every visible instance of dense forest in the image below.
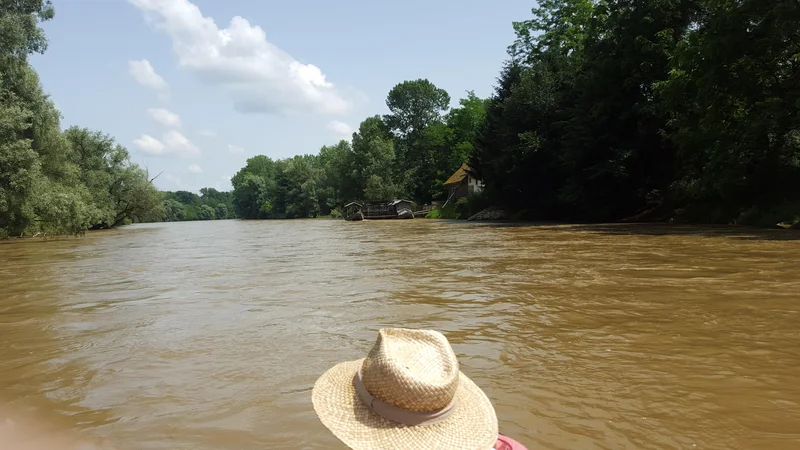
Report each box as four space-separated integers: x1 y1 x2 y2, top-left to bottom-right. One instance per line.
2 1 798 236
162 188 236 222
473 0 800 227
231 0 799 227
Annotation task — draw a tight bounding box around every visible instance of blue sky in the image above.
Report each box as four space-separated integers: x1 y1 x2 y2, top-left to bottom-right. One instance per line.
30 0 533 192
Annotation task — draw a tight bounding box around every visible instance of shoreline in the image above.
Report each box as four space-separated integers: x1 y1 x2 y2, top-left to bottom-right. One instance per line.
3 217 799 242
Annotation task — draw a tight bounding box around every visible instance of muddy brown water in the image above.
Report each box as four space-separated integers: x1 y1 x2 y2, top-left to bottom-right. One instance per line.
1 220 799 449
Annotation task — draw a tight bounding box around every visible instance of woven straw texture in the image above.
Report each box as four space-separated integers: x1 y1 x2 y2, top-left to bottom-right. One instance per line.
312 329 498 450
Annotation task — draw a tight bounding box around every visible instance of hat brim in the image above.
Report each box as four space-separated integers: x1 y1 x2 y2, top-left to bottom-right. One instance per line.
312 358 499 450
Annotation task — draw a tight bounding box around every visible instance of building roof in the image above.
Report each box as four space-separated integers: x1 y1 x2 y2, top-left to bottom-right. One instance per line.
443 163 474 185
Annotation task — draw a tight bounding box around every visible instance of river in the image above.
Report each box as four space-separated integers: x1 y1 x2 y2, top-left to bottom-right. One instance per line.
1 220 799 449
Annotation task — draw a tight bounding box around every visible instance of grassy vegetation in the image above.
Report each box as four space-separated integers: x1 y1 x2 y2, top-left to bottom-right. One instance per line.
425 193 491 220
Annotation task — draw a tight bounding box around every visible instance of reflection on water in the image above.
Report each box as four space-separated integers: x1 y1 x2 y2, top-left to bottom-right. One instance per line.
1 220 799 449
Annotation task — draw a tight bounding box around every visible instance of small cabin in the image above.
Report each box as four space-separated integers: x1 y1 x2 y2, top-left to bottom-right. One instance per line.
389 199 414 213
344 202 363 217
443 163 483 203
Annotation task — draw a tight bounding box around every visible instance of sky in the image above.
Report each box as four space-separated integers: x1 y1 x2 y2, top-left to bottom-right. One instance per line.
29 0 534 193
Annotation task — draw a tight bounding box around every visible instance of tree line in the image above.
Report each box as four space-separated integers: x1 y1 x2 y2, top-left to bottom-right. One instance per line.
232 0 799 227
474 0 799 226
1 1 164 237
0 2 240 237
230 86 487 219
162 188 236 222
4 1 797 234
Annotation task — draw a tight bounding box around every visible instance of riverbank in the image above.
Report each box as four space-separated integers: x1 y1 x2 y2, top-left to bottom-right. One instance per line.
424 202 800 231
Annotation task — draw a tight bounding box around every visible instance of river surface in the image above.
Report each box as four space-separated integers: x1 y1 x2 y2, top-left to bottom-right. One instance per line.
1 220 799 449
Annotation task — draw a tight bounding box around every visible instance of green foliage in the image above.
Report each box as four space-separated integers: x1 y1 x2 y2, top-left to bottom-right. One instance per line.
318 140 357 208
160 188 235 222
197 205 215 220
510 0 594 61
426 193 491 221
351 117 399 200
230 76 491 218
425 208 441 219
328 207 343 219
363 175 395 201
231 154 323 219
0 95 39 235
0 0 54 60
282 155 321 219
162 199 185 222
62 127 163 228
214 203 229 220
472 0 800 226
0 2 162 237
657 0 800 225
429 204 459 220
384 79 451 140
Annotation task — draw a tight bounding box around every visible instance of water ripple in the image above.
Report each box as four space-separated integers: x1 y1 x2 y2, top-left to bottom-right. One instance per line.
1 220 799 449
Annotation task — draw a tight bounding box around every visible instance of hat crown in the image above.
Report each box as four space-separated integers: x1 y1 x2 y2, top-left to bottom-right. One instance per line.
360 328 460 413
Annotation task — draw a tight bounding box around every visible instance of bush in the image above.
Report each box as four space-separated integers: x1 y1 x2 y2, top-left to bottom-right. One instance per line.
454 197 469 218
428 203 458 219
426 192 492 220
737 201 800 228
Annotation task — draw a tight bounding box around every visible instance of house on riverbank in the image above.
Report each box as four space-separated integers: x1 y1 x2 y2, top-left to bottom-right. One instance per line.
443 163 483 204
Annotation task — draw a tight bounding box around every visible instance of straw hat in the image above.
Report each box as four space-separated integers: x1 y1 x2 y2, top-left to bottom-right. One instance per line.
312 328 499 450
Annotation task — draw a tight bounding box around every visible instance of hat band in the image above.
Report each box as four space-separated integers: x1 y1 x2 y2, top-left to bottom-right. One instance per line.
353 367 457 426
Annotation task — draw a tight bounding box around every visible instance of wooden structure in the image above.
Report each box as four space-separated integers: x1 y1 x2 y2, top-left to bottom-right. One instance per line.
344 202 364 221
344 200 415 220
443 163 483 205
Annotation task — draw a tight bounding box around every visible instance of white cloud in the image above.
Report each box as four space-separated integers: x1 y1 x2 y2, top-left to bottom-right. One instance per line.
199 130 217 138
129 0 353 116
327 120 353 139
147 108 181 127
228 144 244 154
215 174 233 191
132 130 200 158
163 130 201 157
188 164 203 174
128 59 169 91
133 134 166 155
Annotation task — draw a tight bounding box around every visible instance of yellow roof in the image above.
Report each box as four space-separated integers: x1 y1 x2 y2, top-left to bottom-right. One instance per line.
443 163 472 185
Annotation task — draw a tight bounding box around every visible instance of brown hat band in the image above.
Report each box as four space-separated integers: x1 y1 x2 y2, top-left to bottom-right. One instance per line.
353 366 457 426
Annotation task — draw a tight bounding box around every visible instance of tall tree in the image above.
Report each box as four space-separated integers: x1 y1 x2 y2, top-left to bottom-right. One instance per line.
473 1 592 218
231 155 276 219
0 0 59 236
282 155 320 219
0 0 54 59
351 116 398 200
557 0 698 221
317 140 356 210
414 92 489 203
64 127 163 229
658 0 800 224
384 79 451 140
383 80 452 202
